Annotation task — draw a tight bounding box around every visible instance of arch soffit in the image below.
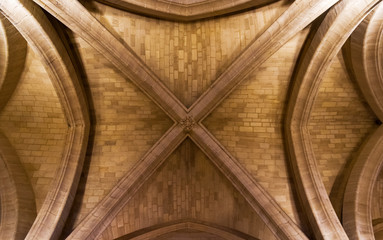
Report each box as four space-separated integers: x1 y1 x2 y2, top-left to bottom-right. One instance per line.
0 0 90 239
285 0 381 239
342 3 383 239
96 0 278 21
117 220 259 240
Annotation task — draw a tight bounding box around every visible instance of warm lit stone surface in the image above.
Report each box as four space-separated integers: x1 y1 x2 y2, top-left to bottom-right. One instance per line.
203 30 309 227
99 140 277 240
86 1 289 106
64 36 173 228
373 171 383 220
149 229 223 240
308 52 377 196
1 0 381 239
0 47 68 211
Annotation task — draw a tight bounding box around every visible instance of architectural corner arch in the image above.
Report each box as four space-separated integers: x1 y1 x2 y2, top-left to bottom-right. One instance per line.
0 0 90 239
285 0 381 239
342 3 383 239
116 220 259 240
96 0 278 21
0 132 36 240
343 125 383 239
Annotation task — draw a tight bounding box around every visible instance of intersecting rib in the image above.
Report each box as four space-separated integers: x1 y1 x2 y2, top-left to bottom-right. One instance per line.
189 0 340 122
33 0 187 122
190 125 308 240
285 0 381 239
67 125 186 239
343 4 383 238
0 0 90 239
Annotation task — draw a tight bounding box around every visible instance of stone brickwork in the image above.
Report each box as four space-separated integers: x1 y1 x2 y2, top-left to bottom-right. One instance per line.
65 37 173 228
203 31 309 227
3 0 381 239
308 53 377 196
99 140 276 240
89 1 289 106
0 47 68 211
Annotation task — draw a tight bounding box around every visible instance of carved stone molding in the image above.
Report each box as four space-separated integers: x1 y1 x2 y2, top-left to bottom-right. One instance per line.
96 0 277 21
285 0 380 239
180 116 195 133
0 0 90 239
118 220 257 240
32 0 343 239
343 3 383 239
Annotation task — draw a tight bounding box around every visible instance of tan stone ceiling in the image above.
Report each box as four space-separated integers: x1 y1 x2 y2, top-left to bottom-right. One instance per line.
0 0 383 240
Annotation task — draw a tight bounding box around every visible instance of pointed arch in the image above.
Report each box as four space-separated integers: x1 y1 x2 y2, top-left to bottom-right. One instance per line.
343 3 383 239
0 0 90 239
285 0 380 238
116 220 259 240
96 0 277 21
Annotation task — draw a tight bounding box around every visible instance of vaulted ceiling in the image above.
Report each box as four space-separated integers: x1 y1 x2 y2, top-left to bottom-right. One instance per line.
0 0 383 239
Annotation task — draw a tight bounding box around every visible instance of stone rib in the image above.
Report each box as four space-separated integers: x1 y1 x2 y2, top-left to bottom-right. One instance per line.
189 0 340 122
0 0 90 239
190 125 308 240
33 0 187 122
96 0 276 21
285 0 381 239
0 132 36 240
67 125 186 239
343 3 383 239
0 15 27 112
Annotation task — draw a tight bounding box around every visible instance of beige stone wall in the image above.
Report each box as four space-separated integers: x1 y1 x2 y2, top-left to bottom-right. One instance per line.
0 47 68 211
99 140 277 240
64 37 173 227
203 30 309 227
308 52 377 196
88 1 289 106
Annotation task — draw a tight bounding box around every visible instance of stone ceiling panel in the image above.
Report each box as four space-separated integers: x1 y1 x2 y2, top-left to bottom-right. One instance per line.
63 35 173 231
85 1 289 107
0 46 68 212
99 140 276 240
308 52 377 215
203 30 309 230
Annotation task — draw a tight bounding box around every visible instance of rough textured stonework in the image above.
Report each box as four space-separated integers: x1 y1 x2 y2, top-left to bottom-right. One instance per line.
0 48 67 211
